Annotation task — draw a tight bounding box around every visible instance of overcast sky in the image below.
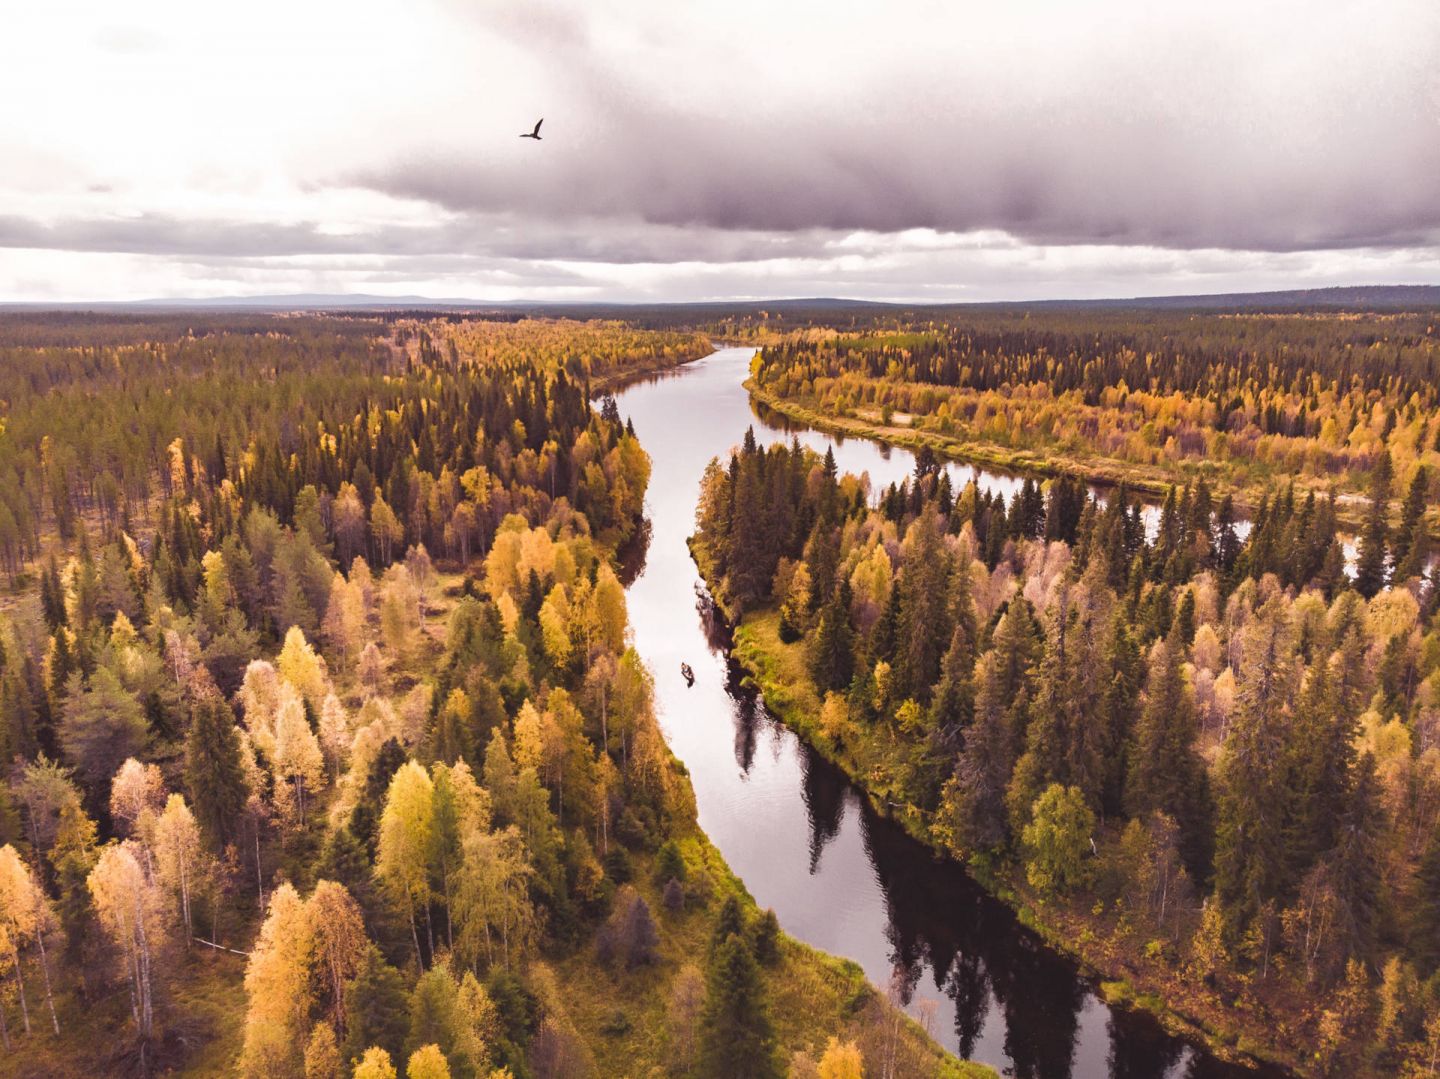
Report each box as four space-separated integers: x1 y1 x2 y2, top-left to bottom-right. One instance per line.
3 0 1438 303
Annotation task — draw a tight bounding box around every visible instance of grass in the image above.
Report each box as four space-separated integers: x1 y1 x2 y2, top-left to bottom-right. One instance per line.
551 830 991 1077
0 944 249 1079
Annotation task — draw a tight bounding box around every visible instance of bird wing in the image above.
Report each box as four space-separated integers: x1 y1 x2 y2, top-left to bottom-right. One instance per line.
533 118 543 136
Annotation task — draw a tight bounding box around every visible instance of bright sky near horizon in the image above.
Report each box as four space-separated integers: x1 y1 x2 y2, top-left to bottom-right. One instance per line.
3 0 1439 302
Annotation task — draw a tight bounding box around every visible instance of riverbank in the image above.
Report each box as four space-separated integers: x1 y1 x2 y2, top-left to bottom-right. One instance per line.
557 813 989 1078
590 343 716 395
715 598 1309 1077
746 381 1381 535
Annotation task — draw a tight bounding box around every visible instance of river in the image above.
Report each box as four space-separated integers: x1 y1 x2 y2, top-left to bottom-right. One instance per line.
613 346 1279 1079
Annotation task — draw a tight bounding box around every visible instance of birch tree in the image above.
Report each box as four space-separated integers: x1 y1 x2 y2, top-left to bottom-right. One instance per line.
240 882 314 1077
152 794 204 944
377 761 435 965
0 844 60 1039
88 843 162 1045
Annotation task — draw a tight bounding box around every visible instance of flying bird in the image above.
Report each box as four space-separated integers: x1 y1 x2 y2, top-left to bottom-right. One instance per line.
520 118 543 141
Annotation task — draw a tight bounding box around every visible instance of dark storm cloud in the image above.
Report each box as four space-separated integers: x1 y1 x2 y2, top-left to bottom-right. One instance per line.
349 0 1440 254
354 102 1440 253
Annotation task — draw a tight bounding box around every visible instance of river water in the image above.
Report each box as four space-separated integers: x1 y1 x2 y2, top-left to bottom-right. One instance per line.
613 347 1277 1079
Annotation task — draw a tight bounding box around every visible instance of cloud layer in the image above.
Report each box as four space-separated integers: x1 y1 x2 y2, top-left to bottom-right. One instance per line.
1 0 1438 301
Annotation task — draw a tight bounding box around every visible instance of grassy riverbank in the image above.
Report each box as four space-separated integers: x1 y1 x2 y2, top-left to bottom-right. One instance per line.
725 604 1310 1076
552 826 992 1079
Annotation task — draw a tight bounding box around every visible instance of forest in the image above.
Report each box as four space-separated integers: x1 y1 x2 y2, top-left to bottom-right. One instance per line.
0 314 966 1079
692 413 1440 1075
747 311 1440 517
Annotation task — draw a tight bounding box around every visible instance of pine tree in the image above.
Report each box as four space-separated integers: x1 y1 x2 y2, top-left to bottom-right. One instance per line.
894 511 953 700
1409 824 1440 976
1126 632 1212 880
697 934 781 1079
185 694 249 848
1213 595 1297 948
1354 452 1392 599
1391 465 1428 573
808 585 855 694
343 946 411 1067
929 570 977 749
1325 753 1385 969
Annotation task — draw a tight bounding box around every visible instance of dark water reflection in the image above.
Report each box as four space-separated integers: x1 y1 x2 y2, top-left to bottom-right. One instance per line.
613 348 1283 1078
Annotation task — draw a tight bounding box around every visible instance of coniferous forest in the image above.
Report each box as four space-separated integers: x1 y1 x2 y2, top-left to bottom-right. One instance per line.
4 300 1440 1078
693 305 1440 1077
748 311 1440 515
0 313 968 1079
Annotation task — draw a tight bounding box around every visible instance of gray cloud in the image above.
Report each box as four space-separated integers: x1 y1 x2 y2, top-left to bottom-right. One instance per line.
6 0 1440 302
0 211 867 265
346 1 1440 253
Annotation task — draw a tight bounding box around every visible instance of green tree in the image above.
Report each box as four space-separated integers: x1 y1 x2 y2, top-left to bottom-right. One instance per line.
343 946 411 1067
698 934 781 1079
1391 465 1428 575
184 694 249 848
1214 595 1297 947
1410 824 1440 976
1324 753 1385 969
1021 784 1094 897
59 668 148 802
808 585 855 694
1353 453 1392 599
406 963 487 1079
1126 633 1212 879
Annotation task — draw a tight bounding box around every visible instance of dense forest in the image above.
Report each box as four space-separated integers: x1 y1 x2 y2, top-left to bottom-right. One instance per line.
692 420 1440 1075
749 312 1440 513
0 315 965 1078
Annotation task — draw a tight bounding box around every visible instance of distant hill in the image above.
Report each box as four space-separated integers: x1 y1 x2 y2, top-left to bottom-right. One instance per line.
4 284 1439 316
1049 284 1440 312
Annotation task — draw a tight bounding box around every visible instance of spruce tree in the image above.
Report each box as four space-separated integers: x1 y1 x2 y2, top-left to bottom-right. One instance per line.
1392 465 1428 572
727 455 769 612
710 894 746 958
1355 452 1393 599
1410 825 1440 976
929 569 977 750
697 934 781 1079
1326 753 1385 969
184 694 249 848
1100 613 1143 819
1285 650 1360 883
808 584 855 694
343 946 411 1066
1126 632 1212 879
1213 595 1297 947
895 511 952 700
40 556 66 632
1214 495 1242 577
